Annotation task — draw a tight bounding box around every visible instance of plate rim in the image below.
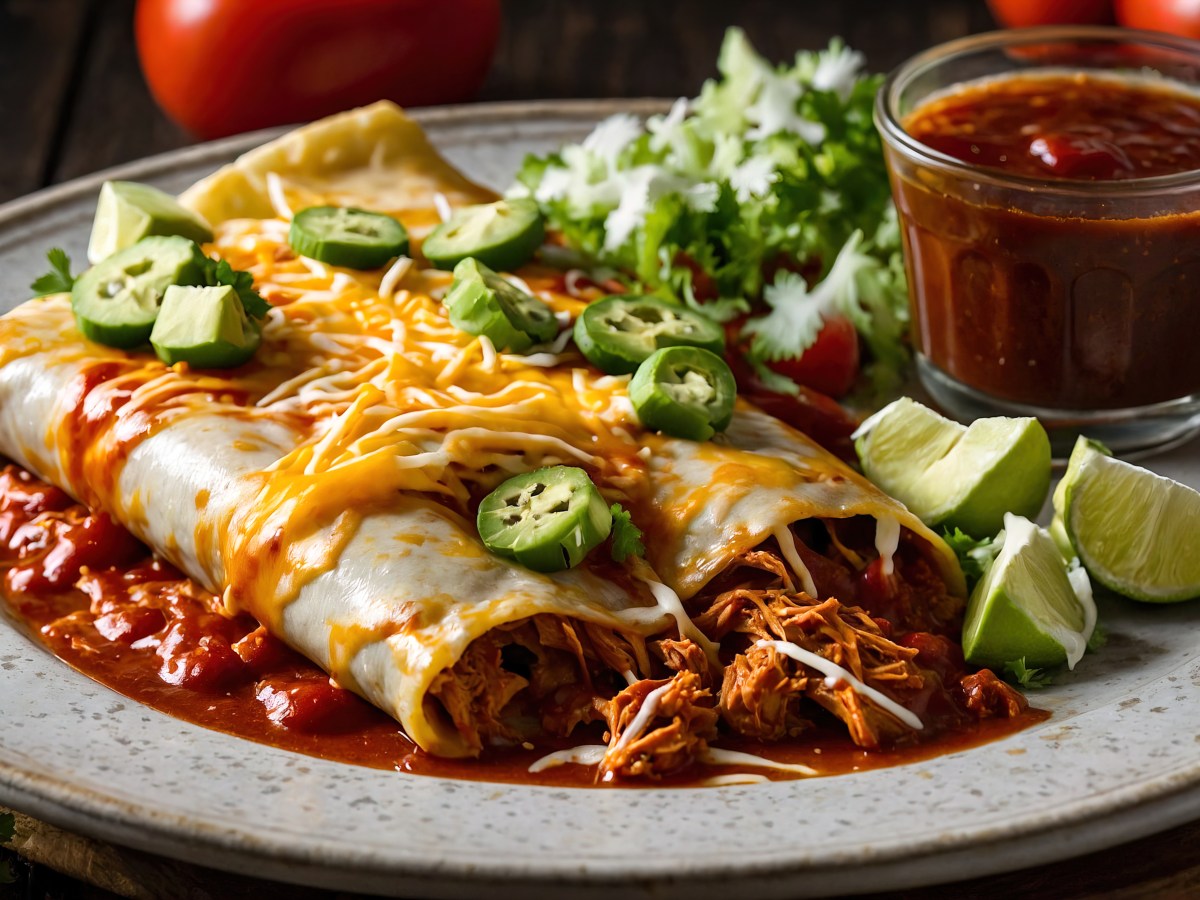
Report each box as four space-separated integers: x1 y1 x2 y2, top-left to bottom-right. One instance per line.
2 97 1199 899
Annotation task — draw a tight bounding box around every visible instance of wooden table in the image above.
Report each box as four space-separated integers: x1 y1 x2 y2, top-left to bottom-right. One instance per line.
1 1 1198 897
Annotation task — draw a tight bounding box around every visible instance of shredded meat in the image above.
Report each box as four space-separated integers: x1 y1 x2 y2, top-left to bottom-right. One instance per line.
720 646 810 740
653 636 714 686
598 672 719 781
426 632 528 753
959 670 1028 719
695 587 926 750
426 615 654 754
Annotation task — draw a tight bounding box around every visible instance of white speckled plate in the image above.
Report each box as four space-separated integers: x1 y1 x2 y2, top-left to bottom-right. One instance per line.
2 101 1200 899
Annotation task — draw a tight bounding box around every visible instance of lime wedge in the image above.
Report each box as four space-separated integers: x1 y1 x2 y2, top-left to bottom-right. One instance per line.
855 397 1051 537
88 181 213 265
1056 436 1200 602
962 513 1096 669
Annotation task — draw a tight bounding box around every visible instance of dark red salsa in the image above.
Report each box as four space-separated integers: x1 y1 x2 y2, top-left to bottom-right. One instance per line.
891 72 1200 411
907 72 1200 181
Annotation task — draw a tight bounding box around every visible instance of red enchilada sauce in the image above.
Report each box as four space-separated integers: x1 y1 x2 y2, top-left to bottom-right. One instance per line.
0 465 1043 786
894 73 1200 409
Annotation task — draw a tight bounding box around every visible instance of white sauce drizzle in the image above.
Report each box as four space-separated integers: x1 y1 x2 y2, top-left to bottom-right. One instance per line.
699 747 817 776
699 774 769 787
874 515 901 577
624 569 719 664
757 639 923 731
612 682 674 754
527 745 608 773
773 525 819 598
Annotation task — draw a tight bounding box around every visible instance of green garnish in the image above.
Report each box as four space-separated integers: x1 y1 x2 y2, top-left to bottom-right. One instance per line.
191 246 270 319
1002 657 1053 690
514 29 908 397
942 527 1001 591
30 248 77 296
609 503 645 562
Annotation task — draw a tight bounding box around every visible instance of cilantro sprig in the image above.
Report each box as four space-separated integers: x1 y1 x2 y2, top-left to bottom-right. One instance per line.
941 527 1001 591
191 246 270 319
29 248 76 296
1003 657 1053 689
609 503 645 563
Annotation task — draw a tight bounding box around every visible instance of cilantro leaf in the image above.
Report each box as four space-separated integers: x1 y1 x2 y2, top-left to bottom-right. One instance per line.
191 246 270 319
941 527 1001 591
0 812 12 844
609 503 645 563
1003 657 1053 689
29 248 76 296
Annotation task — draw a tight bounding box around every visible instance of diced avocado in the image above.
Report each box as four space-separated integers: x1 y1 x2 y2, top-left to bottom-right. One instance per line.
150 284 261 369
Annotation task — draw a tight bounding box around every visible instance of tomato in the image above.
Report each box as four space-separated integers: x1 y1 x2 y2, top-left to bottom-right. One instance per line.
1115 0 1200 38
986 0 1113 27
762 314 861 399
135 0 502 139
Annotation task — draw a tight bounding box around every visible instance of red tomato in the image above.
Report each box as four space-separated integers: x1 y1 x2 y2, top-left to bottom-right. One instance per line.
986 0 1113 27
1115 0 1200 37
135 0 502 139
764 314 861 399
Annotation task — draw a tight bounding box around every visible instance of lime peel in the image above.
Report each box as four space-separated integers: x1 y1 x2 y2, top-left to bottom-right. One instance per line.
854 397 1051 538
1057 437 1200 603
962 513 1096 670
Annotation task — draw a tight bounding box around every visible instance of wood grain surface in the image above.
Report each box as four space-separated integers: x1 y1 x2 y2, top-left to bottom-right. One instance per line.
0 1 1197 898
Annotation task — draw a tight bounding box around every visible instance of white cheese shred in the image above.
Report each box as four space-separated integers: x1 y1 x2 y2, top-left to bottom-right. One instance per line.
264 172 294 220
756 639 923 731
433 192 453 223
379 256 414 300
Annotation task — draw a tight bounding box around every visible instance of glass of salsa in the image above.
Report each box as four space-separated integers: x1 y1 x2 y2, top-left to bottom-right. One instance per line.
875 27 1200 455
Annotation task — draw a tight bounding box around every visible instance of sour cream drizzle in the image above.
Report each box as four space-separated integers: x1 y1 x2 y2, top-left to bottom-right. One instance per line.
756 639 923 731
874 515 900 577
774 524 819 598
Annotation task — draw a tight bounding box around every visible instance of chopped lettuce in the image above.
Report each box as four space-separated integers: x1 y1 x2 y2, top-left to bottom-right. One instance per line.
514 29 908 396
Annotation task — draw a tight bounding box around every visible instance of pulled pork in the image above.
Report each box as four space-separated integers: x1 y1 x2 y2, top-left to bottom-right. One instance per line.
597 671 719 781
426 614 651 754
696 588 926 749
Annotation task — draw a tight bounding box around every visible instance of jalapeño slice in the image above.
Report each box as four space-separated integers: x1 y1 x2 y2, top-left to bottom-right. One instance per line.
150 285 262 369
477 466 613 573
88 181 214 265
70 235 201 348
629 346 737 441
422 198 544 272
288 206 409 269
445 257 557 352
573 295 725 375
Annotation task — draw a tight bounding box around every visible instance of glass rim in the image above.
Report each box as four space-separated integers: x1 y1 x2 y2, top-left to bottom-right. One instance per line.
874 25 1200 197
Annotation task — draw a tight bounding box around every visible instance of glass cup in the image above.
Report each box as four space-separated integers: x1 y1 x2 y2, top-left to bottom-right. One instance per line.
875 27 1200 457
